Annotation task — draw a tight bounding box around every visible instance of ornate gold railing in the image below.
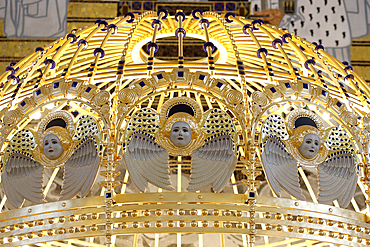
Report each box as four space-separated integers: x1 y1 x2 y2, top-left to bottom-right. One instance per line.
0 193 369 246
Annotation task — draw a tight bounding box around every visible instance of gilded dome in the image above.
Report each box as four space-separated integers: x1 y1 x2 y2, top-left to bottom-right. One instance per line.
0 9 369 247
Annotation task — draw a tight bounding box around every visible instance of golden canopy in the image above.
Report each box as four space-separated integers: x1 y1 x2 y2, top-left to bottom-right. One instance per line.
0 9 369 247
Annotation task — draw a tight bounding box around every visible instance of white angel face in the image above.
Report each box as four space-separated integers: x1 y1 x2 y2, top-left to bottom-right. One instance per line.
43 134 64 160
169 121 192 147
298 133 320 159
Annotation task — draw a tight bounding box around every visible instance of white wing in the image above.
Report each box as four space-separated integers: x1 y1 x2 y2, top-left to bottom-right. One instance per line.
2 154 45 208
60 138 101 200
318 152 357 207
261 137 305 200
60 114 103 200
124 134 174 192
188 135 237 192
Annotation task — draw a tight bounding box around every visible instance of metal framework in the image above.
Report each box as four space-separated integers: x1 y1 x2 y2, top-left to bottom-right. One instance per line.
0 8 369 247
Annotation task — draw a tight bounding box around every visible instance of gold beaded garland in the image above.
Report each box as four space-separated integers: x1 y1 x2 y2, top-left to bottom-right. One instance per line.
91 225 98 231
91 213 98 220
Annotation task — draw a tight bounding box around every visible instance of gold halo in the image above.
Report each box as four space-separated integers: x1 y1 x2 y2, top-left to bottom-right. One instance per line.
286 108 324 135
285 125 329 167
155 112 206 156
37 111 75 138
33 126 75 168
159 97 202 126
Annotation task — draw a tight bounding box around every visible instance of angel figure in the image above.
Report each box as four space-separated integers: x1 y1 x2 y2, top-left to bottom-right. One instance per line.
169 120 192 147
43 131 65 160
122 97 238 192
261 108 358 208
1 111 103 208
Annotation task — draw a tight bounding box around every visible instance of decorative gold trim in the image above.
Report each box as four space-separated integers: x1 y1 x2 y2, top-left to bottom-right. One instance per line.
284 109 328 166
37 111 75 138
0 8 369 247
286 108 324 135
32 111 76 168
0 193 368 246
159 97 202 126
155 113 206 156
33 126 75 168
285 126 329 167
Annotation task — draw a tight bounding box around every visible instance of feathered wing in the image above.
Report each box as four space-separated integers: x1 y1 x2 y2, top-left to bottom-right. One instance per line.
260 114 304 200
188 135 237 192
2 130 45 208
60 115 103 200
123 108 173 192
188 108 238 192
318 128 358 207
261 137 305 200
124 134 174 192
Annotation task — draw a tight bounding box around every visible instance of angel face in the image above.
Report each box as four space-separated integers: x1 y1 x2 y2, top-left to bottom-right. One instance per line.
298 133 320 159
43 134 64 160
169 121 192 147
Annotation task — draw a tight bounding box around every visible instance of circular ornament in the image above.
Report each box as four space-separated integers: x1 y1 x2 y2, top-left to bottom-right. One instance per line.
363 115 370 130
225 89 243 105
3 110 21 126
118 88 138 104
93 90 110 106
117 103 129 117
251 91 268 106
101 104 110 118
251 104 262 115
341 111 358 126
234 103 246 116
